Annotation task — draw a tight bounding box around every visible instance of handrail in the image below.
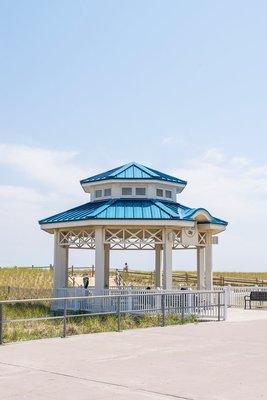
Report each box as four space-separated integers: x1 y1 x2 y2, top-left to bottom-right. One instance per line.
0 289 223 305
0 289 226 345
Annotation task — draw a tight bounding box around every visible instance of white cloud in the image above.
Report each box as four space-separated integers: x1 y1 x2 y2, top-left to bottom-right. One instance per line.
0 143 266 270
0 144 88 195
0 185 45 203
169 149 267 270
201 148 226 164
0 143 93 265
171 148 267 219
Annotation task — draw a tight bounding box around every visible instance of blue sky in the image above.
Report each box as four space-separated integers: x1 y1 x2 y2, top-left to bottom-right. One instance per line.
0 1 266 270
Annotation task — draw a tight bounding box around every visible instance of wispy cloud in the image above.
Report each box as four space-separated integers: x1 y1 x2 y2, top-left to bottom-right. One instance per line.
171 148 267 218
0 144 87 195
169 148 267 269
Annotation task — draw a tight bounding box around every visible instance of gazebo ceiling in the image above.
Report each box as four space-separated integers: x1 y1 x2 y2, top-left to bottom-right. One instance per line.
39 198 227 226
80 162 187 186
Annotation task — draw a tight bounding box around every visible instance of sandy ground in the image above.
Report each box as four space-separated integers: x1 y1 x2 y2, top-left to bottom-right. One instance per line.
1 308 267 400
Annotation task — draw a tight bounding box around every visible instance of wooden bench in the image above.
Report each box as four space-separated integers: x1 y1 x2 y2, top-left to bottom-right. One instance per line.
244 291 267 309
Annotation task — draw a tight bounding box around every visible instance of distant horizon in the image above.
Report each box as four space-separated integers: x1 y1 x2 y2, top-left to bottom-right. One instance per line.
0 265 265 274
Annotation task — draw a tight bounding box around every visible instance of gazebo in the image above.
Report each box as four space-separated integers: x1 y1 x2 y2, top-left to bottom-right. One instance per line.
39 162 227 296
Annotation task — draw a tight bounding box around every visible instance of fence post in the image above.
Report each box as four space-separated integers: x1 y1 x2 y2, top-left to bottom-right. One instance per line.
217 292 221 321
127 288 132 312
185 272 189 285
187 290 192 314
224 285 231 307
223 290 228 321
117 295 121 332
161 293 166 326
0 304 3 345
62 298 67 338
181 293 185 323
156 290 161 311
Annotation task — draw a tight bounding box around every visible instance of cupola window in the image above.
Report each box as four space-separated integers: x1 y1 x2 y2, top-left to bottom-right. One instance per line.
122 187 132 196
104 188 112 197
156 188 163 197
165 190 172 199
95 189 102 198
135 187 146 196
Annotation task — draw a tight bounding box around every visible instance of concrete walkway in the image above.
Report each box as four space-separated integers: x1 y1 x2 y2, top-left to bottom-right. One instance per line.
1 312 267 400
227 307 267 322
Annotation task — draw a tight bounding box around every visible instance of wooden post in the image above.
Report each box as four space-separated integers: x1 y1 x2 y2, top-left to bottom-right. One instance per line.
185 272 189 285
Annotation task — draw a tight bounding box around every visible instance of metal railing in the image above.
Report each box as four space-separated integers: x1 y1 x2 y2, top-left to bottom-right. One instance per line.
0 290 226 344
224 286 267 308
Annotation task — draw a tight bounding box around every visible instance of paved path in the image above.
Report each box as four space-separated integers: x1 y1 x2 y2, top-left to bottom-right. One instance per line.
1 311 267 400
227 307 267 322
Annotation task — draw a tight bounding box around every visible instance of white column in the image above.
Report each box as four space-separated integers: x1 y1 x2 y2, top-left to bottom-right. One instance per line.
95 227 105 293
197 247 205 290
53 231 69 292
163 230 173 290
205 233 213 290
104 243 110 289
155 244 162 287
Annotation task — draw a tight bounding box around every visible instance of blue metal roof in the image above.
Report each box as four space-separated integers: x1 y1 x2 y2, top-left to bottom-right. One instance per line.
39 199 227 225
80 162 187 185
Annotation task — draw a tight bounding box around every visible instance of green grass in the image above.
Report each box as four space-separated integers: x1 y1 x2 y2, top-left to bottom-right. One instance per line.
0 267 53 288
0 266 265 343
2 302 197 343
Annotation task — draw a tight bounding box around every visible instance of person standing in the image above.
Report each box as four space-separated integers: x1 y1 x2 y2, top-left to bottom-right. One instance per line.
82 274 89 289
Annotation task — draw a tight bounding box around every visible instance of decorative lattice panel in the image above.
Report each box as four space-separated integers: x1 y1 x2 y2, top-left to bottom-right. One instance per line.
57 227 207 250
104 228 163 250
172 229 207 248
58 229 95 249
198 232 207 245
172 229 182 249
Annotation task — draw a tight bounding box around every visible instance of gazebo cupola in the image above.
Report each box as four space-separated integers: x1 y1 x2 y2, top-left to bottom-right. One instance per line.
39 162 227 295
80 162 187 202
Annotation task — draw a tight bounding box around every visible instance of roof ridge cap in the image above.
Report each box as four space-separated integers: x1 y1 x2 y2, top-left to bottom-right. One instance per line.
108 162 133 177
151 199 179 218
89 199 117 218
132 163 158 178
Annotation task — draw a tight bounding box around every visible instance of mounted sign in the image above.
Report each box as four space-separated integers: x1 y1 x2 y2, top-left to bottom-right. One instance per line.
181 227 198 246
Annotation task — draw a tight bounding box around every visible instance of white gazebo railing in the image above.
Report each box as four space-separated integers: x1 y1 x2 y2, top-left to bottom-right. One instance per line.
223 286 267 308
55 288 227 320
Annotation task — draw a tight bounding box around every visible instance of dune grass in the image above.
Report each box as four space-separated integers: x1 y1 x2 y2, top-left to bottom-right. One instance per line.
1 267 267 297
0 266 264 343
2 301 197 343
